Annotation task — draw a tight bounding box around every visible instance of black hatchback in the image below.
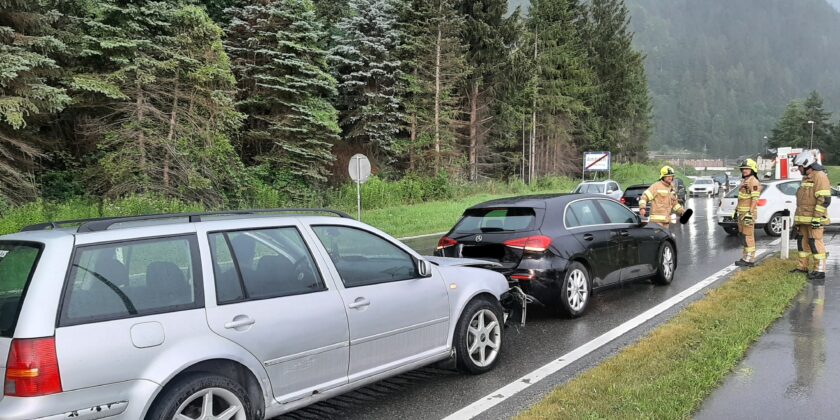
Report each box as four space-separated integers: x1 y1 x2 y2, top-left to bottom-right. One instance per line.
434 194 677 317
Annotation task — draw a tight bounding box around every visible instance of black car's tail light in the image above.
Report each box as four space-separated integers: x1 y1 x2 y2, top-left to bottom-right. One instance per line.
436 236 458 250
510 273 535 281
503 236 552 253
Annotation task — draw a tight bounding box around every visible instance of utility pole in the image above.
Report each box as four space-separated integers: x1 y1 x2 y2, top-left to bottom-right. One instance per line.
808 120 815 150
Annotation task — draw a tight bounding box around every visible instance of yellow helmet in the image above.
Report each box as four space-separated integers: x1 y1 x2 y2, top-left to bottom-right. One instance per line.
660 165 676 179
739 158 758 173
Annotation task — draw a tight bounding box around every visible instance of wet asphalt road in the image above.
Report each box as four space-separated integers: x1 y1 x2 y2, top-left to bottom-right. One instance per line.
276 197 781 420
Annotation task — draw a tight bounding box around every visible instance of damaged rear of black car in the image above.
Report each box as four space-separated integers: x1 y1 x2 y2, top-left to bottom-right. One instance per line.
434 194 677 318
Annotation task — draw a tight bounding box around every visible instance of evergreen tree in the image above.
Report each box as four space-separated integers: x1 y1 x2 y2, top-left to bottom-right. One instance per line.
332 0 405 162
456 0 518 180
73 1 243 205
526 0 597 178
768 101 807 149
586 0 651 160
0 0 73 201
400 0 468 174
802 91 833 150
225 0 339 198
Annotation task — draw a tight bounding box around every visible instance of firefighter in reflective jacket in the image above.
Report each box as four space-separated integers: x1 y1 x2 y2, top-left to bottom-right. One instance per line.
735 159 761 267
792 151 832 280
639 166 686 228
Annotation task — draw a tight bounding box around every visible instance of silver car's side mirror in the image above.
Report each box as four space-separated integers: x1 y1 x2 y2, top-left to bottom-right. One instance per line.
417 259 433 278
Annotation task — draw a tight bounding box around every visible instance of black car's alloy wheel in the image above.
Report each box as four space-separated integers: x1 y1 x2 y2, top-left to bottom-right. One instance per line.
559 262 591 318
653 241 676 285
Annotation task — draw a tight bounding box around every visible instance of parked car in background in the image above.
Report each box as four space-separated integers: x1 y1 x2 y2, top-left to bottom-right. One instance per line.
620 184 650 213
717 179 840 236
0 210 511 419
435 194 677 318
688 177 719 197
573 180 623 201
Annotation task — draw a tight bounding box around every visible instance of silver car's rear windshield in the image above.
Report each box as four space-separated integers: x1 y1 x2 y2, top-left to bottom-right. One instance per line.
575 184 605 194
453 208 537 233
0 242 43 338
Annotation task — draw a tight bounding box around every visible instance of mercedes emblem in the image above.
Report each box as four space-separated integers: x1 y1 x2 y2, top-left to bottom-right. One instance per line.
475 235 483 242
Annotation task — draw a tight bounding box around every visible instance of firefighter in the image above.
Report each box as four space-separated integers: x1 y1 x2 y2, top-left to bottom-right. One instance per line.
735 159 761 267
639 166 689 228
792 151 831 280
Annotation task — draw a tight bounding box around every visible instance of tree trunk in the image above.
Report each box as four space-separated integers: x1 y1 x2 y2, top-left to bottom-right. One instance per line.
136 81 146 180
434 23 442 174
164 78 179 189
469 82 478 181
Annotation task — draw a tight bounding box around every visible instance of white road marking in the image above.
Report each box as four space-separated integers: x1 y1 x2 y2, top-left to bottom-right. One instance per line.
442 248 769 420
397 231 449 241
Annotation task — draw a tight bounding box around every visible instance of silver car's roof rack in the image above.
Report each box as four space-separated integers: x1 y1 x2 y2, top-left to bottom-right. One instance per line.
20 208 353 233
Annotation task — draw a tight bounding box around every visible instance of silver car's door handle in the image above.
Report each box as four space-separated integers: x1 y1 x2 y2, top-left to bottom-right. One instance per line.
348 298 371 309
224 317 255 329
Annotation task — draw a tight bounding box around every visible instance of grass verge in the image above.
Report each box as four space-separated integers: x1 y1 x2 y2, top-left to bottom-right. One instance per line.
518 258 805 420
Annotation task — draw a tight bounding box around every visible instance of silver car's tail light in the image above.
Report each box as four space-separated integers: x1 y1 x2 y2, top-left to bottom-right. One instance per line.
4 337 62 397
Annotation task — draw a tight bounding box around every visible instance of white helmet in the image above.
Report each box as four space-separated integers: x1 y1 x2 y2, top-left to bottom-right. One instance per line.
793 151 815 168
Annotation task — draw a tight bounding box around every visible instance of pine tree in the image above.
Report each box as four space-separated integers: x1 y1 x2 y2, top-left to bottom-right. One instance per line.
225 0 339 198
456 0 518 180
768 101 807 149
332 0 405 162
802 91 833 150
72 1 243 205
400 0 468 174
0 0 73 201
526 0 597 178
586 0 651 160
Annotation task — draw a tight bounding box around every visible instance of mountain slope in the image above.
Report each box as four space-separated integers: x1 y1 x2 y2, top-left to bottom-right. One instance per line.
627 0 840 156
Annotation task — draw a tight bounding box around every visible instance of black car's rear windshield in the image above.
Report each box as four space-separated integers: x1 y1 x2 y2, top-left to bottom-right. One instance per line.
0 242 43 338
453 208 537 233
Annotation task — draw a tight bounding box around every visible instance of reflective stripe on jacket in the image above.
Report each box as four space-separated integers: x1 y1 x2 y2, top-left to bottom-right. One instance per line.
795 170 831 225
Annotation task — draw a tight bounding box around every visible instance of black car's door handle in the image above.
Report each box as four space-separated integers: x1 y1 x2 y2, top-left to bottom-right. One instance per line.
620 230 630 237
583 233 594 241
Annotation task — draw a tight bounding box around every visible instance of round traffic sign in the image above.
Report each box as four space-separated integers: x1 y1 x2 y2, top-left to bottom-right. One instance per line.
348 154 371 183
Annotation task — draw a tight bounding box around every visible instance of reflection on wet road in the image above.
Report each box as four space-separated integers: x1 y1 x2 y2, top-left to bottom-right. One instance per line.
277 197 783 420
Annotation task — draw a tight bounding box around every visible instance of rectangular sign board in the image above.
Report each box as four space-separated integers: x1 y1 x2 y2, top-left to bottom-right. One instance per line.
583 152 611 172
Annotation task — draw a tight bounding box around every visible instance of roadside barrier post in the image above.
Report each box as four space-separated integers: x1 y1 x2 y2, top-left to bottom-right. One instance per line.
781 209 790 259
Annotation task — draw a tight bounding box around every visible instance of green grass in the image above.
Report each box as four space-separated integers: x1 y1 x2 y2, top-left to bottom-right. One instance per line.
825 166 840 185
0 163 674 238
517 258 805 420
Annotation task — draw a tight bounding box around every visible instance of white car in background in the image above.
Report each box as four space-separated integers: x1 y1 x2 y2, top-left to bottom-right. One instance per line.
572 180 623 201
688 177 719 197
716 179 840 236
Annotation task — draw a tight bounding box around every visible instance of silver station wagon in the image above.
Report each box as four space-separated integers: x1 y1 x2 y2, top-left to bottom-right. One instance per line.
0 210 510 419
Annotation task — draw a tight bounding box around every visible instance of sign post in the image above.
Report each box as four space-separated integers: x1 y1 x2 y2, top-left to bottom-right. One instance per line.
348 154 371 221
583 152 612 180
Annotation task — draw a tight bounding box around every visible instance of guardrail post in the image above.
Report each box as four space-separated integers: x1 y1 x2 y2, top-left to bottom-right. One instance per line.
781 209 791 259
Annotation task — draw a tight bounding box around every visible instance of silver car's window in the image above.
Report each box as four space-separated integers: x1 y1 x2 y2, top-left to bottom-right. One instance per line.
577 184 605 194
313 226 417 287
0 242 42 338
565 200 608 228
597 200 636 224
60 236 202 326
208 227 325 304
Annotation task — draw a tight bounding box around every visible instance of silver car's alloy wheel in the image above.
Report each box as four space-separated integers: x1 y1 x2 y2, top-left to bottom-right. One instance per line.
174 387 246 420
566 269 589 312
662 245 674 281
466 309 501 368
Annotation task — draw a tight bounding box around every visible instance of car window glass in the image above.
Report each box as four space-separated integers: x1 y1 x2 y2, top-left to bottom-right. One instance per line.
777 182 800 196
598 200 636 224
453 207 537 233
0 243 42 337
62 236 201 325
313 226 416 287
209 227 325 304
566 200 608 227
